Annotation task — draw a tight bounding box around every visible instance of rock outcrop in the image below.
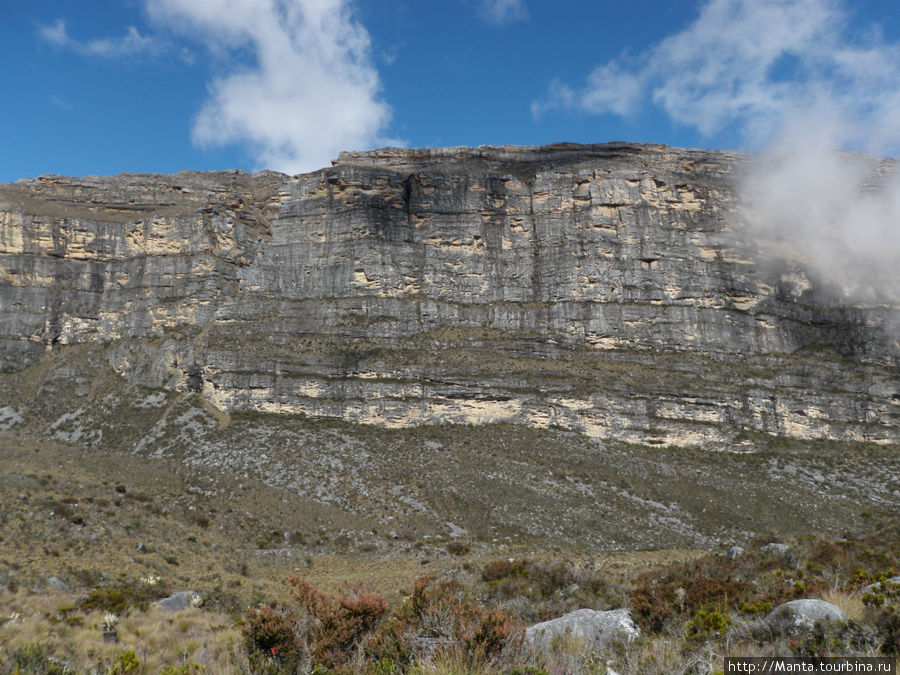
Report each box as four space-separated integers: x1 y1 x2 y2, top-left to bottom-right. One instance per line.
763 599 847 635
525 608 639 653
0 143 897 447
156 591 202 612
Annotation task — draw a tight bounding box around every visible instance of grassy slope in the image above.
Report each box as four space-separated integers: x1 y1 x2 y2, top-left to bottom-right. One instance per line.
0 343 897 671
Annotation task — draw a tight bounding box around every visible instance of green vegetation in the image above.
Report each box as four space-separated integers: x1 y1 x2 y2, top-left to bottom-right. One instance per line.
2 527 896 672
0 343 897 671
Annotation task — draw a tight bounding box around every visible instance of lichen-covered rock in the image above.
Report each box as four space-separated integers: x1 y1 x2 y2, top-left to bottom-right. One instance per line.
45 576 70 592
525 608 639 653
156 591 201 612
726 546 745 560
763 599 847 634
861 576 900 597
762 543 790 557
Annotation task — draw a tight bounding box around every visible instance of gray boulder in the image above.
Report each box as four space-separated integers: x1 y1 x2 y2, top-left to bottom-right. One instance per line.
762 543 790 556
156 591 201 612
525 608 639 654
726 546 745 560
46 576 70 592
763 599 846 634
861 576 900 595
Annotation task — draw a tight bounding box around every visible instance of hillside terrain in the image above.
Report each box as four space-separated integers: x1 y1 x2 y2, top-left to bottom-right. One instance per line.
0 143 897 671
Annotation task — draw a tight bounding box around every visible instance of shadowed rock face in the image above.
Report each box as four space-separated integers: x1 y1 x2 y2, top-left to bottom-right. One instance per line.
0 143 897 447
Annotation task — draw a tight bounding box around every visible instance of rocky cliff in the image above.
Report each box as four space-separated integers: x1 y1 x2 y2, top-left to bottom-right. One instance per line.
1 143 897 448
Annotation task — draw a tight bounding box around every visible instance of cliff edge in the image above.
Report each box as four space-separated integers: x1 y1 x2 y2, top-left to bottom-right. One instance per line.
1 143 897 447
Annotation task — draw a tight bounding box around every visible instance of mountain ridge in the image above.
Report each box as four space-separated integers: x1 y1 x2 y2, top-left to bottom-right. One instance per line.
0 142 897 449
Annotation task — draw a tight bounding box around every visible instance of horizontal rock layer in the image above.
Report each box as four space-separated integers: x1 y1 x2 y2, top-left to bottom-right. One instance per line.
0 143 897 446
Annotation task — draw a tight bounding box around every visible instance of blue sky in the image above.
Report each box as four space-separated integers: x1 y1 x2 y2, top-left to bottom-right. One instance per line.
1 0 899 181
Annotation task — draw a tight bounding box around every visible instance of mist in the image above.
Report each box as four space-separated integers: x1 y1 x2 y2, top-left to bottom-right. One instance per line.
535 0 900 303
738 102 900 303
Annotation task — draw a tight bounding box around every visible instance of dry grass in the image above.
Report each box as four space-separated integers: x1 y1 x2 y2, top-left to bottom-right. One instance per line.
627 635 682 675
821 588 866 622
1 351 897 672
0 590 245 672
410 646 498 675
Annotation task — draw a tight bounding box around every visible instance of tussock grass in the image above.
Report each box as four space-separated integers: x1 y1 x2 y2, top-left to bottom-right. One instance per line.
0 591 244 673
821 588 866 622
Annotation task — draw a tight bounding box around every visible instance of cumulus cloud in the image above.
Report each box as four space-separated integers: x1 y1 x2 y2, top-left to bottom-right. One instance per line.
532 59 641 118
39 19 160 58
532 0 861 142
476 0 528 25
145 0 394 174
535 0 900 300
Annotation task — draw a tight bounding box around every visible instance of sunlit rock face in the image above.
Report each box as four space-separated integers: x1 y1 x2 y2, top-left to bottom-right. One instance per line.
1 143 897 447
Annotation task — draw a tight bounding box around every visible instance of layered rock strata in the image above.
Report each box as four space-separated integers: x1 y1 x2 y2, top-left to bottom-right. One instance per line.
0 143 897 446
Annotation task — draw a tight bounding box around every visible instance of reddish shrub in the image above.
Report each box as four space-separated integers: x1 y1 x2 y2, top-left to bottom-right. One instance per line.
629 576 676 633
289 576 328 618
313 592 388 667
466 607 513 656
401 576 517 658
243 602 302 660
287 576 389 669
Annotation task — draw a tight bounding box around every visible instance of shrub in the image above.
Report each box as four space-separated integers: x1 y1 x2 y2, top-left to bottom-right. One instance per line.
79 579 170 614
629 576 676 632
480 558 625 620
290 577 329 619
110 649 140 674
685 610 732 643
862 578 900 608
6 643 75 675
740 600 773 617
875 605 900 656
186 512 211 529
400 575 517 660
365 614 412 667
40 499 74 519
160 663 207 674
447 542 470 556
243 601 303 671
482 559 529 582
314 592 388 667
287 576 389 669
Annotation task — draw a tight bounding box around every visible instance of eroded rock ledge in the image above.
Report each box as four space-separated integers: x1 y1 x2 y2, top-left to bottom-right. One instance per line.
1 143 897 447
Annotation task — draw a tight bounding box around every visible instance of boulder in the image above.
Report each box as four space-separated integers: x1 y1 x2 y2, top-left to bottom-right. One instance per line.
726 546 744 560
763 599 846 634
46 576 70 592
762 543 790 556
156 591 201 612
861 576 900 595
525 608 639 654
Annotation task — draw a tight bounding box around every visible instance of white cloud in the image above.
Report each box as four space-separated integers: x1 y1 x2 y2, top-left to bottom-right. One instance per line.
646 0 840 141
739 100 900 300
532 0 900 149
145 0 394 174
477 0 527 25
39 19 160 58
534 0 900 300
532 60 642 118
39 19 68 46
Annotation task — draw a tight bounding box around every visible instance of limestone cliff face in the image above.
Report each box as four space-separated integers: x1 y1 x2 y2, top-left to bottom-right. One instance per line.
1 143 897 447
